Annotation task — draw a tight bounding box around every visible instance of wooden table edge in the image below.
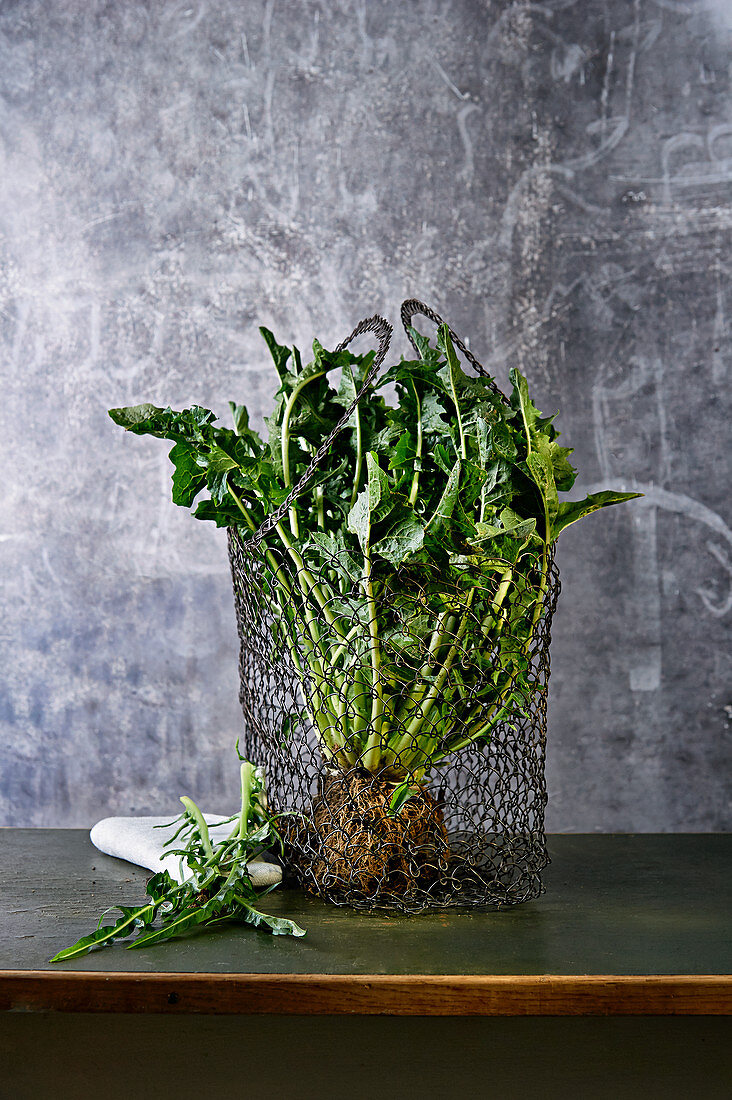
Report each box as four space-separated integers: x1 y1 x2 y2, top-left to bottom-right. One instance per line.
1 972 730 1015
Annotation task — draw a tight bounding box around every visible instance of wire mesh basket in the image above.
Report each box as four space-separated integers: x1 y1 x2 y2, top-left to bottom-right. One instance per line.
228 301 560 911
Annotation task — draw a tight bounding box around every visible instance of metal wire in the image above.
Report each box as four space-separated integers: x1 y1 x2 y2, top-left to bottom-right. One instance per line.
401 299 508 403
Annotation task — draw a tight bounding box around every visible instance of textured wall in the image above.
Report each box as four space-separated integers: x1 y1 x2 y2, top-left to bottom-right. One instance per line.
1 0 730 829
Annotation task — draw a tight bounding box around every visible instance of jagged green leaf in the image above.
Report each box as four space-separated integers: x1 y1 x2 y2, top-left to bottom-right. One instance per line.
426 458 461 535
553 490 643 538
259 327 293 382
49 901 158 962
169 441 206 507
372 511 425 566
240 904 307 938
205 446 240 505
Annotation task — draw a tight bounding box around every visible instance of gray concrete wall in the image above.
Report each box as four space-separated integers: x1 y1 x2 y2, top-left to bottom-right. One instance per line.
1 0 730 829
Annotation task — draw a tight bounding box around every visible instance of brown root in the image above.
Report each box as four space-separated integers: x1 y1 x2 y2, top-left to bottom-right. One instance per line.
296 769 450 901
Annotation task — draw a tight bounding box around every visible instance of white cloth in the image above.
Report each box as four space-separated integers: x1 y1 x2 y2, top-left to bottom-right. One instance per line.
90 814 282 887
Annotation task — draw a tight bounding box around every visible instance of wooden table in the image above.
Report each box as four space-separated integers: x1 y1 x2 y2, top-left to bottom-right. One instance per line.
1 831 730 1098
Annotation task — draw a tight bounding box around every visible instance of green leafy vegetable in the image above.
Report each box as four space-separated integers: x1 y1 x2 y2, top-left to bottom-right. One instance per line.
50 758 305 962
107 320 641 809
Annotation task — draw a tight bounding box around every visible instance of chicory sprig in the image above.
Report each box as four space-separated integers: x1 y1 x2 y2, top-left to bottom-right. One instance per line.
50 756 305 962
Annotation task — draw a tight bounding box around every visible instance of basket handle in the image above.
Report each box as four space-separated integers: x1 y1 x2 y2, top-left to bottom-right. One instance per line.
248 313 393 546
400 298 507 404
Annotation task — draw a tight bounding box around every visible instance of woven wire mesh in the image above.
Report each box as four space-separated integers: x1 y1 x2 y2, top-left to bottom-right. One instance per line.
227 301 561 912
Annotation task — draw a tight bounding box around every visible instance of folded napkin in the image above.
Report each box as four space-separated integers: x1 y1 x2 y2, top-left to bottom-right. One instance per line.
90 814 282 887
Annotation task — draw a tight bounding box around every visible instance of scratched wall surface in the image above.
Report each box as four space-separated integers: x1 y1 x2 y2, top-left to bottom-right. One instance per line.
1 0 730 829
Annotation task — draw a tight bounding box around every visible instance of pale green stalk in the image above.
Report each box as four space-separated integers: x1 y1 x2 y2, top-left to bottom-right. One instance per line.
274 521 346 639
349 374 364 508
327 620 366 667
238 761 255 839
390 592 475 760
179 796 213 861
408 377 422 506
281 368 327 538
226 485 344 759
360 546 385 771
442 328 467 460
390 610 455 739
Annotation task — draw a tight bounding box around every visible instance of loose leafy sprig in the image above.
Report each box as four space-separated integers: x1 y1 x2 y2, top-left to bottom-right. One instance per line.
108 323 640 809
51 757 305 962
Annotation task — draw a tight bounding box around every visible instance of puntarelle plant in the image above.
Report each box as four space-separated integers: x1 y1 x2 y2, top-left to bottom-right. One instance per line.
52 755 305 961
107 321 640 896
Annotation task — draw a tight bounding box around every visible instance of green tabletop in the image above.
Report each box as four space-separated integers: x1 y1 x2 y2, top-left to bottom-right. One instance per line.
2 829 730 977
2 828 730 1091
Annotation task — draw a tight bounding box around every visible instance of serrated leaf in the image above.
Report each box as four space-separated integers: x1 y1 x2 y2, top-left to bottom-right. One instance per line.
49 901 157 961
109 404 217 440
241 904 306 937
126 898 218 949
433 442 454 475
509 368 543 450
228 402 264 454
229 402 250 436
407 324 443 365
473 513 536 543
305 531 362 583
526 451 558 522
388 430 415 472
553 490 643 538
259 327 293 381
365 451 394 519
538 437 577 492
109 402 164 429
193 498 249 528
373 511 425 566
426 458 461 535
205 446 240 505
169 441 206 507
347 452 396 550
347 487 370 551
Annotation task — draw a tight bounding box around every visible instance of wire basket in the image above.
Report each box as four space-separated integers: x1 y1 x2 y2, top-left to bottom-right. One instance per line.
228 302 560 911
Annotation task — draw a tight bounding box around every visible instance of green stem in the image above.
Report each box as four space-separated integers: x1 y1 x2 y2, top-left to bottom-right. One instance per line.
487 564 514 638
281 369 327 538
350 375 364 508
179 797 213 861
347 662 370 752
226 487 296 606
399 590 474 747
442 327 467 460
274 521 345 638
387 598 473 770
408 378 422 507
428 703 509 764
328 620 366 667
228 485 323 671
226 486 344 760
418 550 550 772
360 546 384 771
391 610 455 736
238 761 255 840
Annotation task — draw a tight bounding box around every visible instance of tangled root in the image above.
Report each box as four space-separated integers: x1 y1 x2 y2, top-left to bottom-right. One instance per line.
297 769 450 901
